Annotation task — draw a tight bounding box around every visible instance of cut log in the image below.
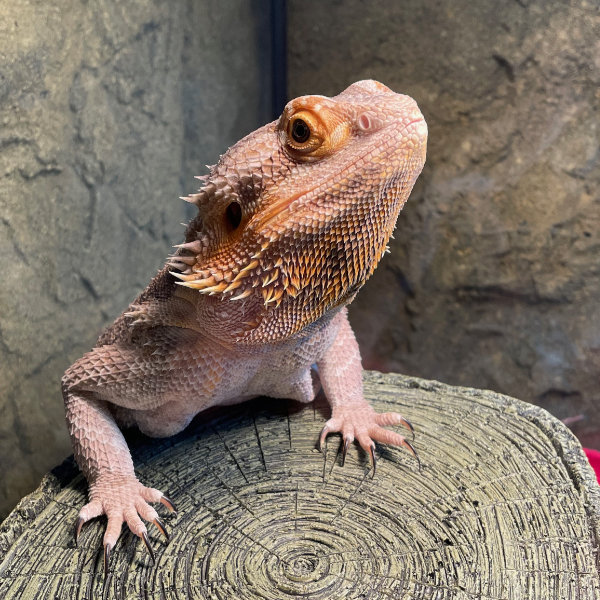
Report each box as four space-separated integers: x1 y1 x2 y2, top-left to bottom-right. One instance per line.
1 372 599 599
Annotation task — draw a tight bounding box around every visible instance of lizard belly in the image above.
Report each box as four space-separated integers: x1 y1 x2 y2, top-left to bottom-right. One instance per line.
125 354 262 437
247 362 318 404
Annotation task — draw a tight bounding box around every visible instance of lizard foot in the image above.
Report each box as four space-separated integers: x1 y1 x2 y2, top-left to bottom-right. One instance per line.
74 475 176 576
318 407 419 476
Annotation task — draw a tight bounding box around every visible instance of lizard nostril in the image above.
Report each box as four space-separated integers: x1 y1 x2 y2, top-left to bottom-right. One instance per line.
358 113 372 131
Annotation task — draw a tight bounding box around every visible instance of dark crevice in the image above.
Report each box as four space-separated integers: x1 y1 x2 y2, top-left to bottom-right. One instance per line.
454 285 567 305
17 166 62 180
270 0 287 118
0 217 30 267
492 54 515 82
0 326 17 358
0 136 34 149
390 265 415 297
78 274 100 301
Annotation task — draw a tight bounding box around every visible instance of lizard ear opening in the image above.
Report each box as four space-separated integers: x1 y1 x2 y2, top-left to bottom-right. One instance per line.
225 201 242 231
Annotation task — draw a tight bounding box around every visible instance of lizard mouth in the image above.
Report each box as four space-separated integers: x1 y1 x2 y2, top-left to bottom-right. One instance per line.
255 117 426 231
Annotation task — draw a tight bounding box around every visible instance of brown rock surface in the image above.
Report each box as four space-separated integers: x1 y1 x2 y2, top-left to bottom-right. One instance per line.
288 1 600 446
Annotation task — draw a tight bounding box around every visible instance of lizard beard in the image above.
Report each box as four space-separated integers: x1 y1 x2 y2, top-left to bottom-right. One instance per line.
182 173 410 346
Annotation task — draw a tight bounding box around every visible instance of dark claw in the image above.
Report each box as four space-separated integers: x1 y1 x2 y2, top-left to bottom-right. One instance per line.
317 424 329 452
103 543 111 578
341 438 351 467
153 518 169 543
401 416 415 440
402 439 421 471
142 531 156 564
370 444 377 478
74 517 84 544
161 495 177 514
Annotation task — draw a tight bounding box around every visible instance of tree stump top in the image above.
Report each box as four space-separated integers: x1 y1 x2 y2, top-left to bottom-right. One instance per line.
1 372 599 599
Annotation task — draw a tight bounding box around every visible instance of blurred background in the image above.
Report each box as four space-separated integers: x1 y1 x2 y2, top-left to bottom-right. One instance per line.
0 0 598 520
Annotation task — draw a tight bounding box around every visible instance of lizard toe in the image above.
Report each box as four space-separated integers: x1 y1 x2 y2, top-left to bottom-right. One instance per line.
78 498 103 523
103 543 111 578
103 510 125 550
141 531 156 564
318 417 343 451
74 499 103 543
140 485 164 504
159 494 177 513
368 424 420 468
341 437 352 466
374 411 414 438
141 487 177 514
153 517 170 542
134 499 160 524
123 508 148 538
74 516 84 543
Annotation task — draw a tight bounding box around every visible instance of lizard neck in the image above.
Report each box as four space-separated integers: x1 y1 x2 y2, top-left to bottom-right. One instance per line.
185 287 344 350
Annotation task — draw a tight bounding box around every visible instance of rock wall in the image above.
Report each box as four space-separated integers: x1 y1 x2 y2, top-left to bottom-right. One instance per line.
288 1 600 446
0 0 271 519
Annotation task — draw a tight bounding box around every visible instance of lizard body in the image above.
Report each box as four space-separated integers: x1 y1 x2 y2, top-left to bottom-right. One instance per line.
62 80 427 573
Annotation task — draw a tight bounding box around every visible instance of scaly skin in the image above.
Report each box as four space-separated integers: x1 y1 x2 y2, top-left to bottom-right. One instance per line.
62 80 427 573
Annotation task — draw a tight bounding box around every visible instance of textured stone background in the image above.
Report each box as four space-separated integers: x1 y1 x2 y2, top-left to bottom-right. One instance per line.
288 1 600 448
0 0 272 519
1 0 599 521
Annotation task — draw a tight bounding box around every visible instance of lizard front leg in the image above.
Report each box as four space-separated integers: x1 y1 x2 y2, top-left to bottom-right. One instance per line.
64 392 174 566
316 309 418 474
62 341 185 574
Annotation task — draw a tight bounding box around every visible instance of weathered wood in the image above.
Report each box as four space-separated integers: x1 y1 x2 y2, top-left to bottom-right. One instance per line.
1 372 599 599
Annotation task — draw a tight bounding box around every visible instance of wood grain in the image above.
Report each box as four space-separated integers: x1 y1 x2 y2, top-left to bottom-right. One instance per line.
1 372 599 599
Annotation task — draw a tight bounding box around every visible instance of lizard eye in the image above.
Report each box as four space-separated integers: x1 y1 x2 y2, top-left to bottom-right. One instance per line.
290 118 311 143
280 109 327 160
225 201 242 231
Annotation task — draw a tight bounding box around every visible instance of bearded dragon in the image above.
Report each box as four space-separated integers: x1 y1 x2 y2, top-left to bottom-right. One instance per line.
62 80 428 575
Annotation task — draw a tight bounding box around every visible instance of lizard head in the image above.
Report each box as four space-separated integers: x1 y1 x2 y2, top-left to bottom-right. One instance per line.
171 80 427 344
